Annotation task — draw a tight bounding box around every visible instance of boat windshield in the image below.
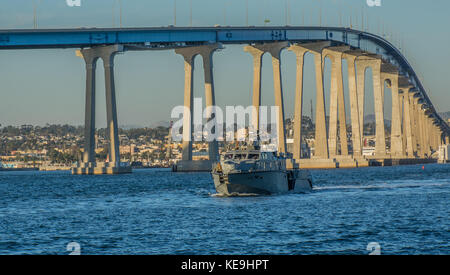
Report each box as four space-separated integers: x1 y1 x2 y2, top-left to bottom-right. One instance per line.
248 154 259 160
224 154 233 160
234 154 246 160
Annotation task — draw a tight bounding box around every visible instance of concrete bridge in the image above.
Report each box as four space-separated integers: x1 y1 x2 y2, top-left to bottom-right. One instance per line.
1 26 448 174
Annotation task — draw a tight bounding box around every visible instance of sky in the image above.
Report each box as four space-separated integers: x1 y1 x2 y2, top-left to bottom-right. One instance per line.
0 0 449 127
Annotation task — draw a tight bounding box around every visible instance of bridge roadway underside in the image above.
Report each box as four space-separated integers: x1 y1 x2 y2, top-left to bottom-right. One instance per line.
0 26 448 173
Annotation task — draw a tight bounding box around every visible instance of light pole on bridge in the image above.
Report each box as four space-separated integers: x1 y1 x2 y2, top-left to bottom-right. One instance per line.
112 0 123 28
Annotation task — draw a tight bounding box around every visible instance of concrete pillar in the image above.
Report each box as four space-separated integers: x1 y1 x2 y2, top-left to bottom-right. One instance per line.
427 119 433 151
101 47 123 165
286 42 331 158
433 124 439 150
357 56 385 156
445 135 449 145
413 99 427 157
250 42 289 154
288 42 331 158
270 47 287 154
408 93 419 156
78 49 99 164
381 64 403 157
399 92 407 155
402 89 414 157
431 123 439 151
436 126 441 148
342 53 362 157
434 126 439 149
414 101 426 158
420 107 429 157
437 127 443 147
323 46 350 157
429 117 435 154
425 116 433 153
176 44 221 162
244 46 264 134
391 79 404 157
287 45 307 160
419 104 430 158
428 123 433 151
77 45 124 166
372 60 386 156
174 49 195 161
202 48 220 161
355 60 366 140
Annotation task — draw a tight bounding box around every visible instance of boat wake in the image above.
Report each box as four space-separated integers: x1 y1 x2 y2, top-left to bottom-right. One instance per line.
313 180 450 192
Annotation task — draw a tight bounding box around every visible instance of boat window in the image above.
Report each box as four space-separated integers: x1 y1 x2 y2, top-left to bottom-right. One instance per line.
224 154 233 160
248 154 259 160
234 154 245 160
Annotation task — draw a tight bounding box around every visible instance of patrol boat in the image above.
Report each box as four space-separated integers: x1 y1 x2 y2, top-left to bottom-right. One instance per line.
211 144 313 196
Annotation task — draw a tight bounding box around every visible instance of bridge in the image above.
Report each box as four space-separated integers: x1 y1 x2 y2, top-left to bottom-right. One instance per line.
1 26 449 174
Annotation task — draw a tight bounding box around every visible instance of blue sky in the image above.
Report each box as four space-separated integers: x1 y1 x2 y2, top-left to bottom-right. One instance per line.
0 0 449 127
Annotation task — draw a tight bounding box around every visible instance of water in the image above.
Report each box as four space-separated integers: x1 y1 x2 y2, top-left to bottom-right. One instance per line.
0 164 449 255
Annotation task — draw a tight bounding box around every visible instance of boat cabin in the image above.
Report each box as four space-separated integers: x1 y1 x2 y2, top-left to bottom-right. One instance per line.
221 151 278 161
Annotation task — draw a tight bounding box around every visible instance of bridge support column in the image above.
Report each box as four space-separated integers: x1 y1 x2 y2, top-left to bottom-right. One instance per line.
288 42 330 158
103 47 121 166
432 124 438 151
399 90 407 156
80 50 98 165
381 64 403 157
287 45 306 160
343 53 362 157
402 89 414 157
431 122 439 152
412 98 426 157
435 123 442 150
419 103 431 158
176 50 195 161
434 124 440 150
202 47 220 161
436 126 441 148
356 60 366 141
426 116 434 154
414 101 426 158
357 56 386 157
249 42 289 154
417 106 425 157
175 44 221 162
269 44 288 154
400 93 406 151
373 61 386 156
408 92 419 156
437 127 443 147
323 47 350 157
312 49 329 158
72 45 130 175
244 46 264 134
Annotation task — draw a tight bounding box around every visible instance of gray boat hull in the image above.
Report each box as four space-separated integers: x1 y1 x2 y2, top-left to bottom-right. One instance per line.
212 170 312 196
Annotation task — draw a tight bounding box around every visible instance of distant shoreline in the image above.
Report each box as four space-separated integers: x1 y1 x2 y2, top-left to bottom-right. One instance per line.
0 167 39 172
